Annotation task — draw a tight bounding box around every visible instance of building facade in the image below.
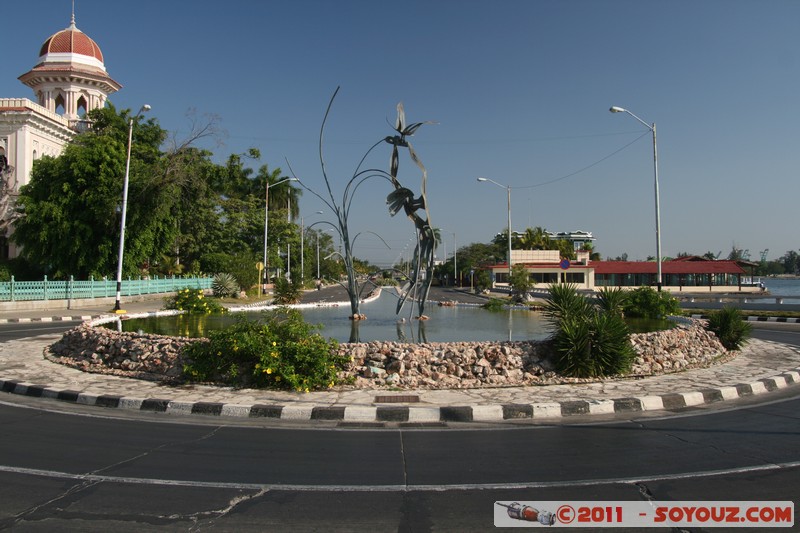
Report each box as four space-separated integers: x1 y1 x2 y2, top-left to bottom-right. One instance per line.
487 251 758 293
0 13 119 258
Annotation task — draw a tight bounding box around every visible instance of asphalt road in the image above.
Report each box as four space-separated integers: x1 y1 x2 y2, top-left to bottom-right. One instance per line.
0 312 797 531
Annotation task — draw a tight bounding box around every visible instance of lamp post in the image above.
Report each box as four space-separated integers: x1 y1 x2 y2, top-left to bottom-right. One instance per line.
301 211 324 284
263 177 297 294
453 232 457 287
610 106 662 290
477 177 512 284
113 104 150 313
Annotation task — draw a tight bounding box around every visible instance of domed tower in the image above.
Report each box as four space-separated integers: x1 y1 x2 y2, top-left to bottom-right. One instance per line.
17 13 121 123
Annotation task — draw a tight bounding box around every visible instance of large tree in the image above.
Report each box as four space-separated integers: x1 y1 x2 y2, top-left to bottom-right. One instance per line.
13 106 170 278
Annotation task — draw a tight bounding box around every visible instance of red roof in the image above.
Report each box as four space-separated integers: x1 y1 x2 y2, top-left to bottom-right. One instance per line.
592 260 746 275
39 25 104 63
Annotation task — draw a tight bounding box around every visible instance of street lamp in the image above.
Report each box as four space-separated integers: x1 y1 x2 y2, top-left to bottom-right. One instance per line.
477 177 513 284
610 105 662 290
263 177 298 294
300 211 324 284
113 104 150 313
452 232 457 287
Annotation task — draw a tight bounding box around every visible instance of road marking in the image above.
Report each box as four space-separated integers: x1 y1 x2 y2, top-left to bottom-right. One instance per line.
1 461 798 492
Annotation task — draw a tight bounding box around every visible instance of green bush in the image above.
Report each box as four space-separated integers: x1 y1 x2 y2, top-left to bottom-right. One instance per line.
623 286 680 319
543 284 592 324
596 287 628 318
544 284 634 377
273 277 302 304
482 298 506 311
551 311 635 378
181 308 345 391
212 272 240 298
706 307 752 351
165 288 227 314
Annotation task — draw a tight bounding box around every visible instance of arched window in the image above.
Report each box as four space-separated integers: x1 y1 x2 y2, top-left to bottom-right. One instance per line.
54 93 66 115
77 95 88 117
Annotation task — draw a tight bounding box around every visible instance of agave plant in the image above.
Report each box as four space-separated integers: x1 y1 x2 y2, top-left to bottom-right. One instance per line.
706 307 752 351
596 287 628 318
212 272 239 298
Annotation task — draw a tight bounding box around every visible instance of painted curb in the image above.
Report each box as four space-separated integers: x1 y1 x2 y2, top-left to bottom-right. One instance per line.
2 369 797 424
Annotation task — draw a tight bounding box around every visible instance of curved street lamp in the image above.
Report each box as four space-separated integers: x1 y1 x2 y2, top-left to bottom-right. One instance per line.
300 211 324 284
113 104 150 313
477 177 513 283
610 106 662 290
263 177 298 294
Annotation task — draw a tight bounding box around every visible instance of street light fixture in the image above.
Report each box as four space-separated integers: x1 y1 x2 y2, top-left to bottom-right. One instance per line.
300 211 324 284
263 177 298 294
113 104 150 313
610 105 662 290
477 177 513 284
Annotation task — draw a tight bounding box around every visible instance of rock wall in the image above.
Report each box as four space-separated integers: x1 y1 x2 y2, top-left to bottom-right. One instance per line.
45 320 728 388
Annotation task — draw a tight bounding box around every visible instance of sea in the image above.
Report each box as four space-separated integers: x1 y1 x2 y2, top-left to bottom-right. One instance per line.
759 277 800 303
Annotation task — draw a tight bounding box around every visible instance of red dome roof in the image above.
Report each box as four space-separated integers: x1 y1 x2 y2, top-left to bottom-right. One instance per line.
39 23 104 63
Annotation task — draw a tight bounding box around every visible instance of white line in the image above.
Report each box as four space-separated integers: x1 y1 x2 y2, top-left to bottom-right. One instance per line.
1 461 798 492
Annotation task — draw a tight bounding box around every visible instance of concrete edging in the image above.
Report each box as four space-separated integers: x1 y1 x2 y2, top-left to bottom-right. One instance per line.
2 369 797 423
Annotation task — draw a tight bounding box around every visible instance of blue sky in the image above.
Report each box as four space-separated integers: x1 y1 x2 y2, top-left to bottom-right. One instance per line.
4 1 799 267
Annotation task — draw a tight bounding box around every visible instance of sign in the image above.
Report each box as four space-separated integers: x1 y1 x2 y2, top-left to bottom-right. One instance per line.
256 262 264 270
560 259 570 270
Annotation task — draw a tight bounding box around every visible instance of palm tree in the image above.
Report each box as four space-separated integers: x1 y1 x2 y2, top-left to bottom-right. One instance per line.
260 166 301 219
519 226 552 250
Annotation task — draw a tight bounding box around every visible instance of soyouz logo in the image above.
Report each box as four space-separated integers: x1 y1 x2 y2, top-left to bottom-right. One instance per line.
494 501 794 528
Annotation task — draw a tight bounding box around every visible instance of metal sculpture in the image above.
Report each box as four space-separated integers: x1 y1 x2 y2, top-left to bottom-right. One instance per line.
288 89 435 335
385 103 436 318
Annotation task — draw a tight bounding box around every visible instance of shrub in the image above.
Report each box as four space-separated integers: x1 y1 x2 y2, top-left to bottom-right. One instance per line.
181 308 345 391
623 286 680 319
544 284 634 377
706 307 752 351
482 298 506 311
551 311 635 378
273 277 302 304
165 288 227 314
543 284 592 325
596 287 628 318
212 272 240 298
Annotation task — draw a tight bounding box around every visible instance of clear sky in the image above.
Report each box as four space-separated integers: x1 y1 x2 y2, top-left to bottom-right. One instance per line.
4 0 799 267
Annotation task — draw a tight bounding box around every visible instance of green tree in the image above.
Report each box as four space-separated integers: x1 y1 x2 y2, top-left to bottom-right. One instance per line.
781 250 799 275
13 106 170 278
509 263 533 301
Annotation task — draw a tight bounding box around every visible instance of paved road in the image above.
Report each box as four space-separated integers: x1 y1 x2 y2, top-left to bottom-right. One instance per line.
1 291 798 531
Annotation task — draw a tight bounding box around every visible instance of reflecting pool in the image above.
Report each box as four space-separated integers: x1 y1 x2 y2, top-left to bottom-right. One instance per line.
116 292 553 343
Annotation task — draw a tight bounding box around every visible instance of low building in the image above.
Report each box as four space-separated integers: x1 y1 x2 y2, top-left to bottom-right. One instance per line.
486 251 759 293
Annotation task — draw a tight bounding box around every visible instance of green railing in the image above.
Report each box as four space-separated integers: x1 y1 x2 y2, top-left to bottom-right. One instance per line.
0 276 213 302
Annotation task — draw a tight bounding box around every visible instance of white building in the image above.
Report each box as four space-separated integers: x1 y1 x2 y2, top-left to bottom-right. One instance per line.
0 13 120 258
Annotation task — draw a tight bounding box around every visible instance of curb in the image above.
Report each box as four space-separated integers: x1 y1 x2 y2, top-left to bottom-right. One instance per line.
0 315 99 324
689 314 800 324
3 370 798 424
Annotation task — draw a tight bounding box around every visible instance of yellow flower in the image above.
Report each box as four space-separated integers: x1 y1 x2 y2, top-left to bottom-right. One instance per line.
266 368 272 374
272 341 277 346
304 387 310 393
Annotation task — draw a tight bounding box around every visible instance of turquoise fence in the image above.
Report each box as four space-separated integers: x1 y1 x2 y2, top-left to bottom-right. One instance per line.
0 276 213 302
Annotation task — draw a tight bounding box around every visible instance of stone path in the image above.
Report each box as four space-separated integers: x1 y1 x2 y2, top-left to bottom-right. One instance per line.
1 333 798 423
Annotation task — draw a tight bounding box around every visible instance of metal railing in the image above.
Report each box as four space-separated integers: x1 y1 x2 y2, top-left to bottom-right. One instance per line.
0 276 212 302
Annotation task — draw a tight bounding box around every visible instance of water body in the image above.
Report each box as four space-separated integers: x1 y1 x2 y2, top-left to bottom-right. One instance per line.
120 292 553 343
762 277 800 302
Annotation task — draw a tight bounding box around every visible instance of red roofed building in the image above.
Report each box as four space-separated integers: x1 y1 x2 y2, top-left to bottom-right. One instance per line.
0 11 120 258
486 251 760 293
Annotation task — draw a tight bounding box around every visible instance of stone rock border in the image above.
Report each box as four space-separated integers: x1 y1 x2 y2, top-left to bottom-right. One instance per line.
45 310 729 390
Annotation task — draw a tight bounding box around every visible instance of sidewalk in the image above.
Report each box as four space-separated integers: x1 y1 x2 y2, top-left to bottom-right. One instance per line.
0 294 799 424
